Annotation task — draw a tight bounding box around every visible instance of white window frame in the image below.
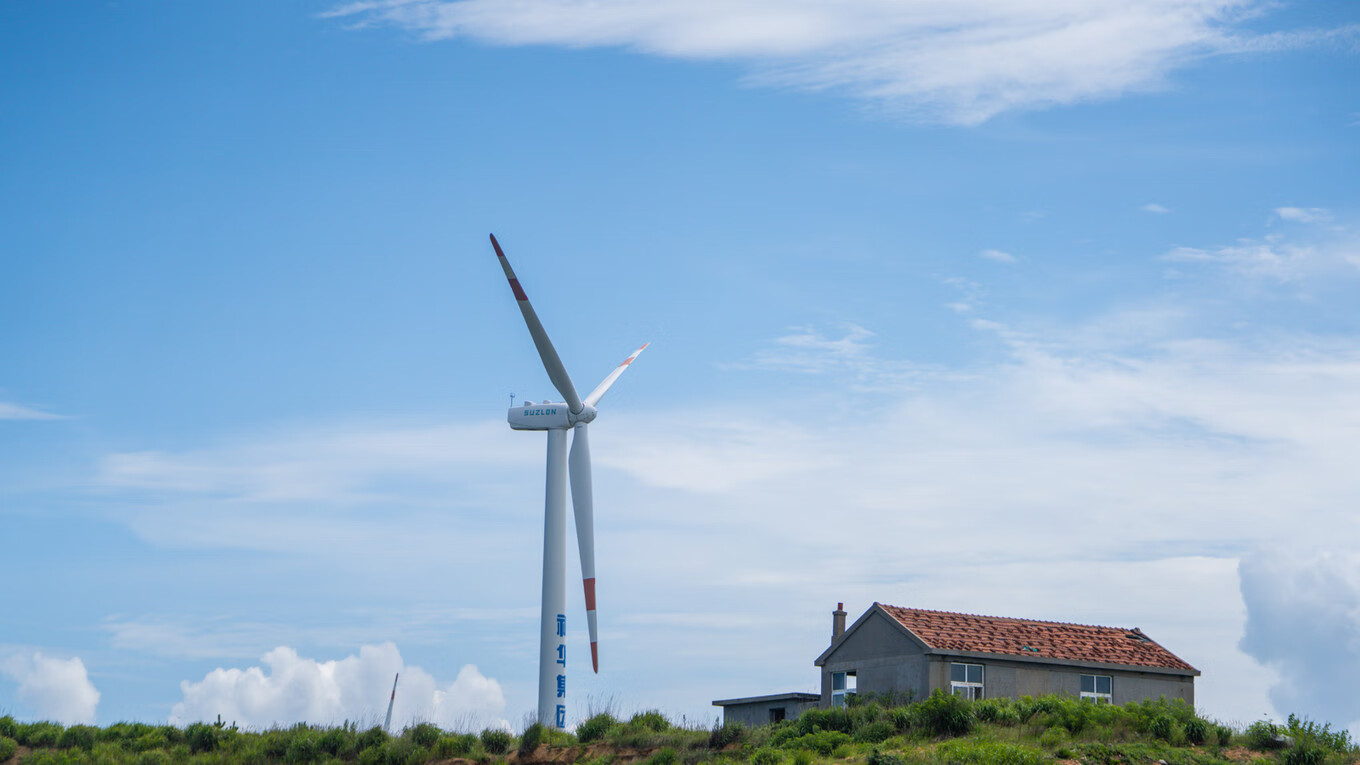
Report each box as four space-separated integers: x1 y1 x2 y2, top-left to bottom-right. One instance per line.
950 663 984 700
831 671 857 707
1080 674 1112 703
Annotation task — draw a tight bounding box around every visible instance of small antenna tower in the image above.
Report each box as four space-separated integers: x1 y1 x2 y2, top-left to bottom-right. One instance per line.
383 672 399 733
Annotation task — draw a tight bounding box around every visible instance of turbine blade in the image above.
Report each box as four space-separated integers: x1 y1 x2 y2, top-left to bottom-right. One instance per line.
490 234 583 413
568 423 599 672
583 343 649 408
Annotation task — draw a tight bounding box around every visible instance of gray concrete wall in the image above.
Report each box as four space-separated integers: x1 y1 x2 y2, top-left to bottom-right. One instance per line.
820 610 928 706
719 699 820 728
927 655 1194 705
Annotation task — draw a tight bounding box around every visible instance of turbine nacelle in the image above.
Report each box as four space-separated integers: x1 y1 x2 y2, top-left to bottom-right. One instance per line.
508 402 597 430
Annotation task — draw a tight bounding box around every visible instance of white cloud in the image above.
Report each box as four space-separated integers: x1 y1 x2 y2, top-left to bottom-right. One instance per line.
1 653 100 724
980 248 1016 263
99 421 523 503
321 0 1341 124
0 400 63 420
1239 549 1360 734
1161 218 1360 282
1274 206 1332 223
170 643 506 731
1142 203 1172 214
1163 239 1315 281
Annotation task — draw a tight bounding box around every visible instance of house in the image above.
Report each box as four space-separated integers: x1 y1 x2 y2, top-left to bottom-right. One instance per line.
714 602 1199 725
817 603 1199 707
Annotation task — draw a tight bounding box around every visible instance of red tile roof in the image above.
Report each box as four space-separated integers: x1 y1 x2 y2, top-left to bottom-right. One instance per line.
878 604 1197 672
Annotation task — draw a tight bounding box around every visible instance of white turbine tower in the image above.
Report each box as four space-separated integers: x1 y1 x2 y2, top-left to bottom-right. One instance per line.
490 233 648 729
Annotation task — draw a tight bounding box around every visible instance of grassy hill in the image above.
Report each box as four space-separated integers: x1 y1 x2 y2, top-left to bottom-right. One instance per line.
1 692 1356 765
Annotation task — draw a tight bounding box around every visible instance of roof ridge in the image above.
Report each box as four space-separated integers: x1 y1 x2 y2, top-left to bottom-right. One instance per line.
879 603 1132 633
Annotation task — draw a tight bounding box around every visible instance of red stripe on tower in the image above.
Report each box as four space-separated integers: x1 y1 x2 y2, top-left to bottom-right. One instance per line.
583 578 596 611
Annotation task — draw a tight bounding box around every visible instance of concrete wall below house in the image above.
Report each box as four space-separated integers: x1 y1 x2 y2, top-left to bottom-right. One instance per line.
714 694 821 727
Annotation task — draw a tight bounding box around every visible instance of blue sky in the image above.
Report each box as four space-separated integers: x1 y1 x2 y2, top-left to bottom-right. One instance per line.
2 0 1359 733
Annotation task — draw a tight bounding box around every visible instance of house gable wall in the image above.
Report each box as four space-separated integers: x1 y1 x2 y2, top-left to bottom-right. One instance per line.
819 609 929 706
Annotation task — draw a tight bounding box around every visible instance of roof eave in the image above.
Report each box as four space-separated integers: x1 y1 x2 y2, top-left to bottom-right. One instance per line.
922 648 1200 676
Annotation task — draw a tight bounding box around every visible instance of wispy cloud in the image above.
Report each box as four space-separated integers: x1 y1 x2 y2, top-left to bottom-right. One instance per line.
0 400 64 420
980 248 1016 263
1142 203 1172 214
1274 206 1332 223
322 0 1348 124
1162 212 1359 282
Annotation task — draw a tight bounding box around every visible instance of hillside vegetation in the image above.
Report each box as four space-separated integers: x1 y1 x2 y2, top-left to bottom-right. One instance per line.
1 692 1356 765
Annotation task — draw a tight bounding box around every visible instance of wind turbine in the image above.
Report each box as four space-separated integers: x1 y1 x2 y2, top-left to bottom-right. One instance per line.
383 673 398 733
490 233 648 729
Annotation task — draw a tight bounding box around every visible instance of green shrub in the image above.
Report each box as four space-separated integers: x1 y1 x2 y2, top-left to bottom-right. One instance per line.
631 711 671 733
98 721 152 744
1246 721 1284 750
261 730 291 759
788 730 851 756
0 736 16 763
358 726 388 751
1284 743 1327 765
358 737 425 765
1216 725 1234 747
1287 714 1354 753
437 733 479 757
1148 713 1177 742
1038 726 1068 748
708 723 746 750
519 722 544 754
854 721 895 744
974 699 1017 726
186 722 222 753
867 750 907 765
481 727 513 754
579 713 620 744
796 709 852 735
790 751 813 765
20 721 63 748
751 747 783 765
136 750 172 765
1183 717 1208 745
56 725 96 752
933 739 1047 765
319 726 358 758
0 718 14 740
648 746 678 765
132 730 169 752
408 722 442 749
286 729 323 763
914 690 974 738
887 707 914 734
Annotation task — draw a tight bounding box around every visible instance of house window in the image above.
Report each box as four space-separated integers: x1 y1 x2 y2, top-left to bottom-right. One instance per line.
1080 674 1112 703
832 671 857 707
950 663 983 700
769 707 786 723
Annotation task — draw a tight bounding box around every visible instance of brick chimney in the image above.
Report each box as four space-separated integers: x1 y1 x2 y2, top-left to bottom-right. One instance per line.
832 602 847 642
